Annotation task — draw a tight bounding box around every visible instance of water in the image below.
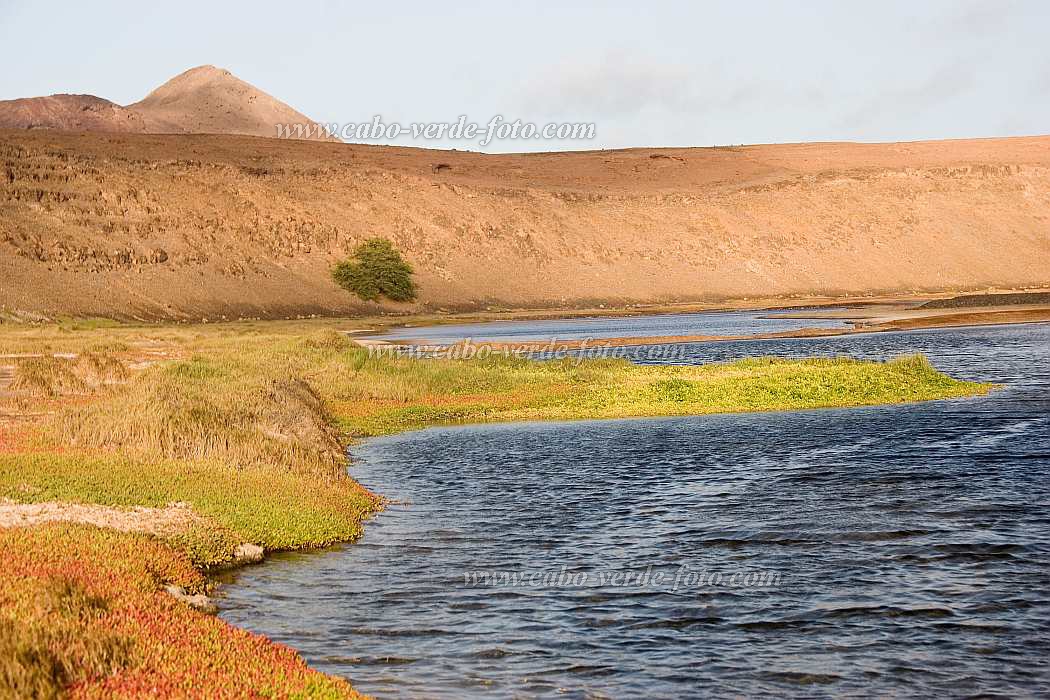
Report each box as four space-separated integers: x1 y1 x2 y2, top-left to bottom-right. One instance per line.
219 322 1050 698
368 308 847 345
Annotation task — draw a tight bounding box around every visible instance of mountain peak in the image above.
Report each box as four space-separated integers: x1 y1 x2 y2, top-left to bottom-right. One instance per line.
0 65 333 141
183 64 229 76
136 65 250 105
126 65 334 140
154 65 236 86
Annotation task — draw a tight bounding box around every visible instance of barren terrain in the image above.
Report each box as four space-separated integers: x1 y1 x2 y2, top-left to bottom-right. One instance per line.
2 131 1049 320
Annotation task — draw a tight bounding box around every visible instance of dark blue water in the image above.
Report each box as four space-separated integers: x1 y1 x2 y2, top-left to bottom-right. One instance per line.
369 308 847 345
219 322 1050 698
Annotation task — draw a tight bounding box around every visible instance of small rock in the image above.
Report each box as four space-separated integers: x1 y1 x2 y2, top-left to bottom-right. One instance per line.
232 542 264 565
165 585 218 614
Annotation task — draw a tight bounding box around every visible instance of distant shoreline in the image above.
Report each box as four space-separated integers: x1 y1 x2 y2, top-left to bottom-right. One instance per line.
361 290 1050 350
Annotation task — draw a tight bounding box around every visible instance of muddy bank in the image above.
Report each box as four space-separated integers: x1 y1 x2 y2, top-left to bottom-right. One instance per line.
920 291 1050 309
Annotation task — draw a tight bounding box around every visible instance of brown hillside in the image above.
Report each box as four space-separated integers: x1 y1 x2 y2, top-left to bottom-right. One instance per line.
1 130 1048 320
0 66 331 141
0 94 151 133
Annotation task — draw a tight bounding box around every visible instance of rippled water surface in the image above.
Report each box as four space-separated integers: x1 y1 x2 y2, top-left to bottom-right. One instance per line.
220 322 1050 698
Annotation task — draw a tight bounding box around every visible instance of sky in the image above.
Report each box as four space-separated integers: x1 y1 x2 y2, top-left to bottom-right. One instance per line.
1 0 1048 152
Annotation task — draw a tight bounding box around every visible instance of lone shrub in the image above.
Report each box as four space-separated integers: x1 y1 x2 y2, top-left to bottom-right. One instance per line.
332 238 417 302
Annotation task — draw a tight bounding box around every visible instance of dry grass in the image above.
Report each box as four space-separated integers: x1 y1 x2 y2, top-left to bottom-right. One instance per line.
11 353 127 398
57 368 346 480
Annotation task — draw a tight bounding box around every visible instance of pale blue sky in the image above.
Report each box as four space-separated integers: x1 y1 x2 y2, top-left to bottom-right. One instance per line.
1 0 1047 151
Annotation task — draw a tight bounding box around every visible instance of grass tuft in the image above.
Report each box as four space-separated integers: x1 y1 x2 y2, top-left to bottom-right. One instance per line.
12 352 127 398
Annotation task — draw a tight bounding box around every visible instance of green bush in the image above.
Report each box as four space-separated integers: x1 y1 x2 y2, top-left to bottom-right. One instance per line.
332 238 417 302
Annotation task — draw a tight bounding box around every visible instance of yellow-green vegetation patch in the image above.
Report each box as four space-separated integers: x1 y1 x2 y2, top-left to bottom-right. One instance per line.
0 453 377 566
335 352 991 436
